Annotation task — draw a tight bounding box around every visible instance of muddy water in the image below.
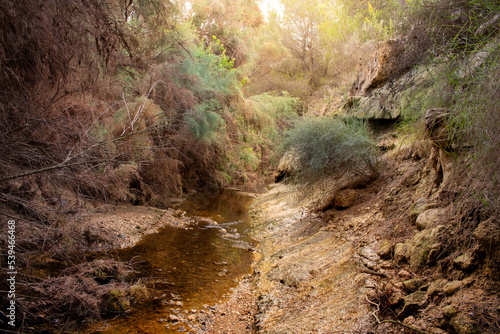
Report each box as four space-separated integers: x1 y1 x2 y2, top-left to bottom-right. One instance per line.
84 190 256 333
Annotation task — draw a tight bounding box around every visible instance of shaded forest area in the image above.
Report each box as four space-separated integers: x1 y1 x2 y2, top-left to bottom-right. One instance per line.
1 0 499 331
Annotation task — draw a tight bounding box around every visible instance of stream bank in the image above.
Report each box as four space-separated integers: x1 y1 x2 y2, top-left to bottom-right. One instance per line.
24 189 259 334
247 131 500 334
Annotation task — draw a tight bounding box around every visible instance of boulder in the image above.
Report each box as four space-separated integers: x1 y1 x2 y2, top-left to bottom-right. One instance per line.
396 225 446 270
415 208 446 230
350 40 405 96
398 291 428 318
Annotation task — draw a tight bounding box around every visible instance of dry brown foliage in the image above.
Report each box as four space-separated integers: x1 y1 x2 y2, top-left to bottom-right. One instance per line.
26 259 132 319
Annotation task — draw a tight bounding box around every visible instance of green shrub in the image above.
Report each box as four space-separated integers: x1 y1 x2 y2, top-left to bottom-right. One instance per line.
184 99 226 143
179 43 237 98
283 116 378 181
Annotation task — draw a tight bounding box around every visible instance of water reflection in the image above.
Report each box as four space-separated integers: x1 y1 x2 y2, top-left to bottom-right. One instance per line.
83 189 256 333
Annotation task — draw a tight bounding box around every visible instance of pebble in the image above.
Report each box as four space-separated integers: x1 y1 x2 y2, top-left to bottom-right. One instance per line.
169 314 181 322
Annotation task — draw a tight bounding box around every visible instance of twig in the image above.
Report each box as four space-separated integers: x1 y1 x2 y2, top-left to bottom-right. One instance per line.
0 127 150 182
121 93 133 136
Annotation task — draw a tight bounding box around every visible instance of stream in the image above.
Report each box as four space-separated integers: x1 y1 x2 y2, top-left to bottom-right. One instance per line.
81 189 257 333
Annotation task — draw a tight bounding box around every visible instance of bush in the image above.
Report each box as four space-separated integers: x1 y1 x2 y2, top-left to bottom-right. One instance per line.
448 44 500 209
283 116 379 181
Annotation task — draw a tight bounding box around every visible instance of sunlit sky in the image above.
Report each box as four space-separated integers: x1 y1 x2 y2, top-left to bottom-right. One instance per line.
259 0 284 19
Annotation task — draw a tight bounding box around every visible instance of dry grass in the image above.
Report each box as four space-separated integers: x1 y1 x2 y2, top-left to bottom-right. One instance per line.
26 259 133 319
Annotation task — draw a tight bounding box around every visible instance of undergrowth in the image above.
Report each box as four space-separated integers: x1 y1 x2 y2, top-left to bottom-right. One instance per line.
282 116 379 182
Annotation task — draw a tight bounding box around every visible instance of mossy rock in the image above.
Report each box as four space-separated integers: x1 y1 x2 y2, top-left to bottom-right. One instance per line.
129 284 149 301
398 290 428 318
405 225 446 270
377 239 393 258
104 289 130 312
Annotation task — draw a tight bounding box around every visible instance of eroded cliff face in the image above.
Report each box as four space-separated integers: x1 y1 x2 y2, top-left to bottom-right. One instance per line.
249 131 500 333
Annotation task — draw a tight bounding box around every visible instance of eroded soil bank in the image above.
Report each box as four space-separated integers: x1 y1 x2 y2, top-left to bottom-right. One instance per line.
245 134 500 334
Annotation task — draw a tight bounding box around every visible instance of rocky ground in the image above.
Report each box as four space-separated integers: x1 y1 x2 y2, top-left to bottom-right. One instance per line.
245 133 500 333
193 275 258 334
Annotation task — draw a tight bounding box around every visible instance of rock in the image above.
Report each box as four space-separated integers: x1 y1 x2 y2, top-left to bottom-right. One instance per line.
399 291 428 318
415 208 446 230
274 148 301 182
334 189 358 208
187 314 196 321
377 239 393 258
442 304 460 317
350 39 405 96
169 314 181 322
427 279 448 297
350 96 401 119
409 199 438 223
405 225 446 270
403 278 425 293
450 313 480 334
104 289 130 312
394 243 408 263
443 281 462 296
454 253 476 271
456 38 499 79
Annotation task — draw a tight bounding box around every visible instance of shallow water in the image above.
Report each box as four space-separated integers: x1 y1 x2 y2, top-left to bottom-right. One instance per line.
82 189 256 333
